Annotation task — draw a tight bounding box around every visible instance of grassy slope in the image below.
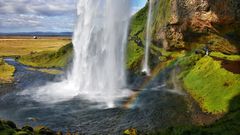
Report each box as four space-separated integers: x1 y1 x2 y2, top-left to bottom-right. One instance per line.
127 4 147 70
210 51 240 61
0 38 70 57
151 93 240 135
0 58 15 83
18 43 73 68
125 0 240 133
127 1 174 72
183 56 240 113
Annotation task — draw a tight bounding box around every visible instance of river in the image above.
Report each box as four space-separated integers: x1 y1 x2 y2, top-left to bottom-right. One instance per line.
0 58 195 134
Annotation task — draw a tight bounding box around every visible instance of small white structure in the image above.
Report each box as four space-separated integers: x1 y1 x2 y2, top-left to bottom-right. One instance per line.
33 36 38 39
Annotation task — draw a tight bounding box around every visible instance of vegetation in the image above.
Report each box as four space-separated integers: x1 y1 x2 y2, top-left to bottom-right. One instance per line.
0 119 56 135
176 53 240 114
152 0 171 37
27 68 63 75
129 3 148 39
183 56 240 113
18 43 73 68
127 3 148 71
0 38 70 57
126 40 144 71
210 51 240 61
0 58 15 83
150 94 240 135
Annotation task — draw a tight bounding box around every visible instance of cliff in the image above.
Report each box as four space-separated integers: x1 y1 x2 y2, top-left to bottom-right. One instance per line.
152 0 240 54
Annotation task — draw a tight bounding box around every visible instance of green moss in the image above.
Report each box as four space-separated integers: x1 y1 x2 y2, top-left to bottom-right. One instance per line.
0 120 57 135
15 131 30 135
34 126 54 135
183 56 240 113
126 40 144 70
18 43 73 68
0 58 15 83
0 120 16 135
127 3 148 71
177 53 202 70
129 3 148 38
210 52 240 61
152 0 171 37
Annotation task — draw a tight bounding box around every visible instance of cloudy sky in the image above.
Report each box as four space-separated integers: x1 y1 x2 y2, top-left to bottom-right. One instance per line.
0 0 147 33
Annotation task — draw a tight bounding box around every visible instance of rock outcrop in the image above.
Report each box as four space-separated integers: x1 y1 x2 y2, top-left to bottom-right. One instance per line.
152 0 240 54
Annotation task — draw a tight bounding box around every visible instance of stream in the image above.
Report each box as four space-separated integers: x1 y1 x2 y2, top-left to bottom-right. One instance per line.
0 58 194 134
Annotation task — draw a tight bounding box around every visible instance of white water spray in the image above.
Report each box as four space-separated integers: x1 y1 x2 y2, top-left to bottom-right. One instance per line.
21 0 131 108
142 0 153 76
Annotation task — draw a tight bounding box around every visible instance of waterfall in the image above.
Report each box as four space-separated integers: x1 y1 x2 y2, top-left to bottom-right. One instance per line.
142 0 153 75
22 0 131 108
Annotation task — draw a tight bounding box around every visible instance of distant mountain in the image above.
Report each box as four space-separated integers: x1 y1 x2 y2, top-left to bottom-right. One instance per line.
0 32 73 36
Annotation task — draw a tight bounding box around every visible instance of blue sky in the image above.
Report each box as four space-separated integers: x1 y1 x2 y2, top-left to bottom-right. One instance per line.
0 0 147 33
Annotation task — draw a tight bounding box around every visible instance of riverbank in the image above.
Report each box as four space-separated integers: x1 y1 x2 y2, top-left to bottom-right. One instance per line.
0 58 15 83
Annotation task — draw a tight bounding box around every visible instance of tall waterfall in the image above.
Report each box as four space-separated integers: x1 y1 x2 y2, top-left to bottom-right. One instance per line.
22 0 131 108
142 0 153 75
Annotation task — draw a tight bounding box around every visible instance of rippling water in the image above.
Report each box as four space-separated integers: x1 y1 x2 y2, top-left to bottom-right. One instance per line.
0 58 193 134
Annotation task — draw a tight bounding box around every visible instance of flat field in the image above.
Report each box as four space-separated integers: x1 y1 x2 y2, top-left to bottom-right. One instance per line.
0 36 71 56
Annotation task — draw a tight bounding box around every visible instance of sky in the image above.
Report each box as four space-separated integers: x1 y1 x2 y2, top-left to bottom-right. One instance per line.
0 0 147 33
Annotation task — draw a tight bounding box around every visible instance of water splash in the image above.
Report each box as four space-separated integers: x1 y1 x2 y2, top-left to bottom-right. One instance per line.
21 0 132 108
142 0 153 76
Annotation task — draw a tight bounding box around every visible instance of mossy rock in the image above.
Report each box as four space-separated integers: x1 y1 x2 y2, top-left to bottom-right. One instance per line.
4 121 17 129
34 126 55 135
124 128 138 135
21 126 33 132
16 131 31 135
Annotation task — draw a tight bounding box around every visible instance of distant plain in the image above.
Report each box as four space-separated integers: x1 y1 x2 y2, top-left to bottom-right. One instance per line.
0 36 71 56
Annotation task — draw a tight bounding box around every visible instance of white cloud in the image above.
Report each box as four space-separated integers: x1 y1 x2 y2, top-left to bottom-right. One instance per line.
0 0 77 16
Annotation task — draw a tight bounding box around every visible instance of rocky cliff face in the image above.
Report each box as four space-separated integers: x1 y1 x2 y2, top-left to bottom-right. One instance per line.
152 0 240 54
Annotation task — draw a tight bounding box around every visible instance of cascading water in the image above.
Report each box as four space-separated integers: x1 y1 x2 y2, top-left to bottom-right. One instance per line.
21 0 131 108
142 0 153 75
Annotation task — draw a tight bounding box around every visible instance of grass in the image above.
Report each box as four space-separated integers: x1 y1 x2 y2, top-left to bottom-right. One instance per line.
27 68 63 75
183 56 240 114
0 38 71 57
18 43 73 68
0 58 15 83
210 51 240 61
126 40 144 70
129 2 148 38
126 3 147 71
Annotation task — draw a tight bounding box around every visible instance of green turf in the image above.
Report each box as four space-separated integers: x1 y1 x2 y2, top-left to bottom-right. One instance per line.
0 58 15 83
183 56 240 113
18 43 73 68
210 51 240 61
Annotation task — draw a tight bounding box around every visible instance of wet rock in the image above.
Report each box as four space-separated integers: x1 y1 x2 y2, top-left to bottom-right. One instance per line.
4 120 17 129
34 126 55 135
22 125 34 132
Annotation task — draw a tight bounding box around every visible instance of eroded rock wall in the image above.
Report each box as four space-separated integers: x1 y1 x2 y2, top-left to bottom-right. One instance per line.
152 0 240 54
